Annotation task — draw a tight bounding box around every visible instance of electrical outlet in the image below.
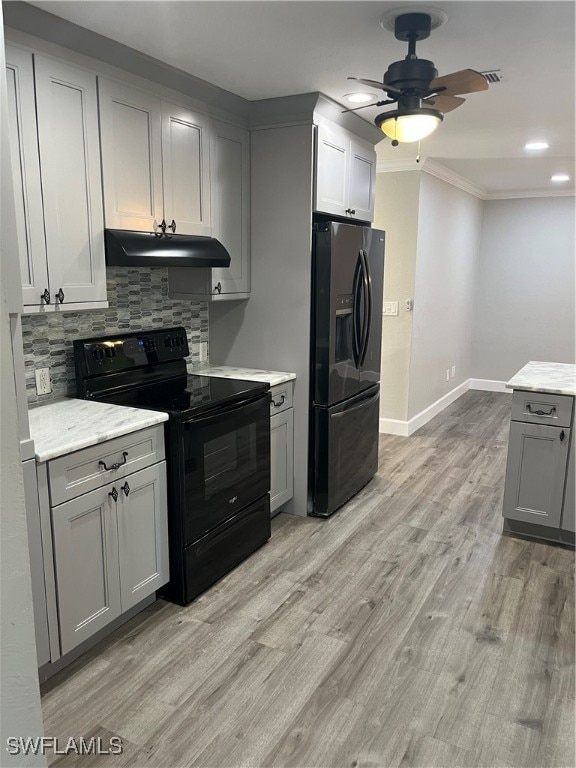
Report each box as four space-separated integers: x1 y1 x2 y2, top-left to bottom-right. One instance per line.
199 342 208 363
451 365 456 378
445 368 450 382
35 367 52 395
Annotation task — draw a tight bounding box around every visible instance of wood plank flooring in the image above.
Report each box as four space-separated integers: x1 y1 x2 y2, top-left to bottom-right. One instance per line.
41 391 575 768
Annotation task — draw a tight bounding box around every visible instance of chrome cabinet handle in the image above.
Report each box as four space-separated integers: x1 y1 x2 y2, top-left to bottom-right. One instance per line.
121 481 130 497
526 404 556 417
99 451 128 472
214 282 222 294
168 220 176 233
109 487 118 502
272 394 286 407
55 288 65 304
41 288 51 304
345 208 356 215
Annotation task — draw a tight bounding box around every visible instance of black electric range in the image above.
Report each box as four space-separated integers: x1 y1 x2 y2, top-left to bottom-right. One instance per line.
74 327 271 605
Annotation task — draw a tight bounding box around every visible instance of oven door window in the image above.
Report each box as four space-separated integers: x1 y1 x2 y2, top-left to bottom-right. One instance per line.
182 394 271 543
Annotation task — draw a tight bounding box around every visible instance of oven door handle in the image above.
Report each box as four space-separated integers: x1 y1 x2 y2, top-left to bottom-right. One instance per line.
182 391 270 427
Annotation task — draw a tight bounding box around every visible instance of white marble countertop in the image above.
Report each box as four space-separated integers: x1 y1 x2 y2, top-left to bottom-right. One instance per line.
28 399 168 462
506 361 576 396
196 365 296 387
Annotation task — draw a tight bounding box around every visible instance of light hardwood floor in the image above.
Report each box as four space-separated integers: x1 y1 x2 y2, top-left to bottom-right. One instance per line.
42 391 575 768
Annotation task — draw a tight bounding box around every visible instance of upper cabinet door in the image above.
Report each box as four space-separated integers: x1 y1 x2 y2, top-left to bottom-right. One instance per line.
34 56 106 306
99 79 163 232
5 45 49 308
314 123 349 217
210 120 250 294
161 101 211 236
348 139 376 222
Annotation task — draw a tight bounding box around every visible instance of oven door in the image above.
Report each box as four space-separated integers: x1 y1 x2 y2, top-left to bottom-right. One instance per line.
180 392 271 543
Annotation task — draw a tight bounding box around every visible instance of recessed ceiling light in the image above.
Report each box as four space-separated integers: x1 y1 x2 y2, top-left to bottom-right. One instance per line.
525 141 549 150
344 92 377 104
551 174 570 182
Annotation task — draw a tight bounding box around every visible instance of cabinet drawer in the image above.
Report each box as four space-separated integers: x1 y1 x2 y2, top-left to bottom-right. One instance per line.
511 390 573 428
270 382 293 416
48 426 165 506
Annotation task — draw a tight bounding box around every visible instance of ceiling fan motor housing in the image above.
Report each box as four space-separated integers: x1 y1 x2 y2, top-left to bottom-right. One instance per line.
384 58 438 95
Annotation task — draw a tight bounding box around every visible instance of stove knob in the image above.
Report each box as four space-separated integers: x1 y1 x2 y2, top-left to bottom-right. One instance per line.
105 346 116 358
165 337 175 348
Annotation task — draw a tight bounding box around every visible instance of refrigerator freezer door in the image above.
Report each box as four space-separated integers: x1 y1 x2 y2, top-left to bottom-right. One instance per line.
312 384 380 517
360 228 385 388
312 223 364 406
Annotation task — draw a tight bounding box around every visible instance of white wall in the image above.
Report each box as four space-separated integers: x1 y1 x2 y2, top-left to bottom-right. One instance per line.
373 171 420 422
408 174 483 419
472 196 575 381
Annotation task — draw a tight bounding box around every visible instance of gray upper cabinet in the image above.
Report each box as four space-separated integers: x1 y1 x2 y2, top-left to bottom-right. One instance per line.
52 483 122 656
99 79 211 236
5 47 106 311
5 45 49 308
98 79 164 232
503 421 570 528
161 101 211 236
168 120 251 300
34 56 106 307
116 464 169 612
314 122 376 222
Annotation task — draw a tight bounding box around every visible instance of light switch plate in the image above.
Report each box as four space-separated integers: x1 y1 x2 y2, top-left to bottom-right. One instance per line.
199 342 208 363
383 301 399 316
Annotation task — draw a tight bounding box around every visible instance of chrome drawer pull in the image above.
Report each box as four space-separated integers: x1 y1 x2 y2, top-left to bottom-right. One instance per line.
99 451 128 471
272 394 286 408
526 404 556 417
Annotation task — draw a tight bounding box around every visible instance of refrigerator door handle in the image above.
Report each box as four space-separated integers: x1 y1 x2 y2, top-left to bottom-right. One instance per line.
359 249 373 366
352 253 363 368
331 389 380 419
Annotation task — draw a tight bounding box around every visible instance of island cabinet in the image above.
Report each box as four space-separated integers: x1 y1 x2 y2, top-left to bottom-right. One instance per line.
5 45 107 312
98 78 211 236
314 120 377 222
503 388 575 542
38 425 169 659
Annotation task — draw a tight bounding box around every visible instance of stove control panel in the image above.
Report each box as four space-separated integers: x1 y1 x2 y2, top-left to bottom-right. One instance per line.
75 327 190 376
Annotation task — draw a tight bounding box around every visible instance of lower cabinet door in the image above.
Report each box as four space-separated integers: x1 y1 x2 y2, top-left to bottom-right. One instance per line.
116 462 169 611
561 433 575 533
503 422 570 528
270 409 294 514
52 484 121 655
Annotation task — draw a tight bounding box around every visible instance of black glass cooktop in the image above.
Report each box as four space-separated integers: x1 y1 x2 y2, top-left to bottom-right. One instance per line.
109 374 269 420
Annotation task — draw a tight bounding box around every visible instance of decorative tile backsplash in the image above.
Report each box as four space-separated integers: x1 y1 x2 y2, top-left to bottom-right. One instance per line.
22 268 208 405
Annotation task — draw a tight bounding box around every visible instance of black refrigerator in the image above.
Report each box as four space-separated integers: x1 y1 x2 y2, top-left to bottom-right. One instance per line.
310 220 385 517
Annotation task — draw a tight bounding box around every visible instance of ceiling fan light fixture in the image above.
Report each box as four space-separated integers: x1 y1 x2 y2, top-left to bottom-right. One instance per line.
375 107 443 143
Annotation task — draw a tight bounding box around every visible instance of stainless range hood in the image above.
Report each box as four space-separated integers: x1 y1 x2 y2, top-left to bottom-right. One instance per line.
105 229 231 268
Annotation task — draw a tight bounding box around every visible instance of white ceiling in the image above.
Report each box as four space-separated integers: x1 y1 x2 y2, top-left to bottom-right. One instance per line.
29 0 575 195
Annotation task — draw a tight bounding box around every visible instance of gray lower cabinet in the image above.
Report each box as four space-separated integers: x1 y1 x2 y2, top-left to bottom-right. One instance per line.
503 421 570 528
270 409 294 514
561 433 575 532
53 461 168 656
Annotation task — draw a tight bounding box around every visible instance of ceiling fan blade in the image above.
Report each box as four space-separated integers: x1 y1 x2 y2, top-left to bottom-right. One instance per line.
423 94 466 113
341 99 395 114
347 77 402 96
429 69 489 96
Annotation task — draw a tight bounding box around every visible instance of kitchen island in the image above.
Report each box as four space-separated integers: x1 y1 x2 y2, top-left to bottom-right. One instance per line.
502 361 575 545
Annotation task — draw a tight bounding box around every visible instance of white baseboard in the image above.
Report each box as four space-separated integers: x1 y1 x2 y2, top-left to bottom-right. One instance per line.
469 378 508 393
379 380 470 437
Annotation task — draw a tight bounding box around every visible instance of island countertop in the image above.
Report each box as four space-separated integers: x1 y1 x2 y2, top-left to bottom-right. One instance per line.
28 399 168 462
506 361 576 397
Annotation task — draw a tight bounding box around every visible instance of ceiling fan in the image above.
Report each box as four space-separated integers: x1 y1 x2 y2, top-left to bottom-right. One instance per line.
346 11 489 144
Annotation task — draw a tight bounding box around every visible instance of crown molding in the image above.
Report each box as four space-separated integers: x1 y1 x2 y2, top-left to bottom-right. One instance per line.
377 158 575 201
483 189 576 200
